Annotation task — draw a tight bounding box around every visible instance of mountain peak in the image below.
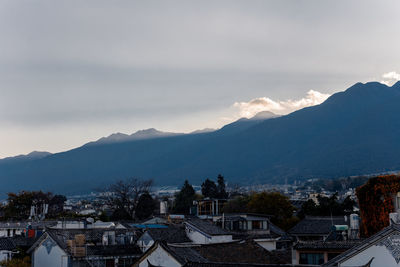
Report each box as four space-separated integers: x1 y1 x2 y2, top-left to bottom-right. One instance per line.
251 111 279 120
87 128 184 146
392 80 400 89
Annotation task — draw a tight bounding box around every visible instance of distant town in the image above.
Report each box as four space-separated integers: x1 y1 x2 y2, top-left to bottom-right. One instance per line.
0 173 398 266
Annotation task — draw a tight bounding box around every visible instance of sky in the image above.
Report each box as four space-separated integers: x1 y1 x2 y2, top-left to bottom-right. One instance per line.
1 0 400 158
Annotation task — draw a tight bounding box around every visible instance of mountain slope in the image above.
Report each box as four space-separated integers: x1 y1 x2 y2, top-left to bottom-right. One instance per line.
0 151 52 165
1 81 400 195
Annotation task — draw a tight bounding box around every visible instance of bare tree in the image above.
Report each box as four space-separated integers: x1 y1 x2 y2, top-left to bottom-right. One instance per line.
98 178 153 219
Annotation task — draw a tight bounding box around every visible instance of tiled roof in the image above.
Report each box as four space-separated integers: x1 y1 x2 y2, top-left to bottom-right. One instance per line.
86 244 142 256
191 240 288 264
289 216 348 236
140 240 294 267
146 225 191 243
295 240 362 250
184 263 316 267
166 244 208 264
185 218 230 236
0 236 38 251
231 232 279 240
0 238 16 251
0 221 56 229
41 228 141 257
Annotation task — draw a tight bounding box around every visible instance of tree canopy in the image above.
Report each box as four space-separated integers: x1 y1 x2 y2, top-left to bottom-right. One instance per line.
223 191 298 230
216 174 228 199
173 180 196 214
98 177 153 220
136 191 156 220
3 191 66 220
298 193 356 219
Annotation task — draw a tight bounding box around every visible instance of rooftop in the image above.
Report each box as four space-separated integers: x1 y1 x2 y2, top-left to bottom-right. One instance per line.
289 216 349 236
146 225 191 243
185 218 230 236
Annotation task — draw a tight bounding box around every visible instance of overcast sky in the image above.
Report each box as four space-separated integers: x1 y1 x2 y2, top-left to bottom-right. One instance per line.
1 0 400 158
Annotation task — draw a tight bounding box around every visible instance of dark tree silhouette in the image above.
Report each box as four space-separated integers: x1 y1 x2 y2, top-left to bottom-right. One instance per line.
136 191 156 220
216 174 228 199
173 180 196 214
98 177 153 220
201 178 218 198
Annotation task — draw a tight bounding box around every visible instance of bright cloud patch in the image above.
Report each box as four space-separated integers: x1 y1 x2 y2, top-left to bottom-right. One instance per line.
234 90 331 118
381 71 400 86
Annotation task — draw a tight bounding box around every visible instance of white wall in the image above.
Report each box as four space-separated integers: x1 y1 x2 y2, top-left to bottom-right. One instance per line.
137 232 154 252
33 237 68 267
0 250 11 263
138 245 182 267
340 244 400 267
185 227 232 244
255 240 276 251
0 229 23 237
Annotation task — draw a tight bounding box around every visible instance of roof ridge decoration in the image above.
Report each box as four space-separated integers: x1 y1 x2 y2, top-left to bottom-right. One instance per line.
378 233 400 263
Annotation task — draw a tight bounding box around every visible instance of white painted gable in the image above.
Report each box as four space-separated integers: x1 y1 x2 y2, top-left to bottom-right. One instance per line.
33 236 68 267
137 244 182 267
336 231 400 267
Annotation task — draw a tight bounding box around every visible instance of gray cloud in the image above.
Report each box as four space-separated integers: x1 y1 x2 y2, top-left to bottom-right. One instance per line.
1 0 400 157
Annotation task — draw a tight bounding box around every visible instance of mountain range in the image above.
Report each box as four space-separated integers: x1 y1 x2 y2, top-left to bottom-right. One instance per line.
1 81 400 195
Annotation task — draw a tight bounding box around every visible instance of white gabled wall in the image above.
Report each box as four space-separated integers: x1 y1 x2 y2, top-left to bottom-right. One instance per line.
33 237 68 267
137 245 182 267
255 239 277 251
137 232 154 252
340 244 400 267
185 225 232 244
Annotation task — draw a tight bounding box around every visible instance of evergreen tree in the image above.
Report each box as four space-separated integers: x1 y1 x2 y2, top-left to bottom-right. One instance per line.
216 174 228 199
173 180 196 214
201 178 218 198
136 191 156 220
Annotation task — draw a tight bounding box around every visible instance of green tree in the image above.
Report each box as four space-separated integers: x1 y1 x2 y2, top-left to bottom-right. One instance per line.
135 191 156 220
299 193 356 218
247 192 298 230
216 174 228 199
297 199 317 219
223 195 250 213
173 180 196 214
4 191 66 220
201 178 218 198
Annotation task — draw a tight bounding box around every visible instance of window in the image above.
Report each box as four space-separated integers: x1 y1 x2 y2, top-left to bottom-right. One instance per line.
299 253 324 265
252 220 262 230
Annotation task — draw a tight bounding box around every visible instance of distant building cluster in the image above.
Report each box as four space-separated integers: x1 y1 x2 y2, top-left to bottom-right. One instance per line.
1 175 400 266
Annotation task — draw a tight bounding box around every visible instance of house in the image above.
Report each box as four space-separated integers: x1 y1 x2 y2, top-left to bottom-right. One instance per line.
0 221 56 238
137 225 192 252
133 241 207 267
0 236 38 263
323 220 400 267
184 218 232 244
28 228 142 267
134 240 291 267
289 216 359 242
294 240 362 265
0 238 19 262
212 213 290 251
